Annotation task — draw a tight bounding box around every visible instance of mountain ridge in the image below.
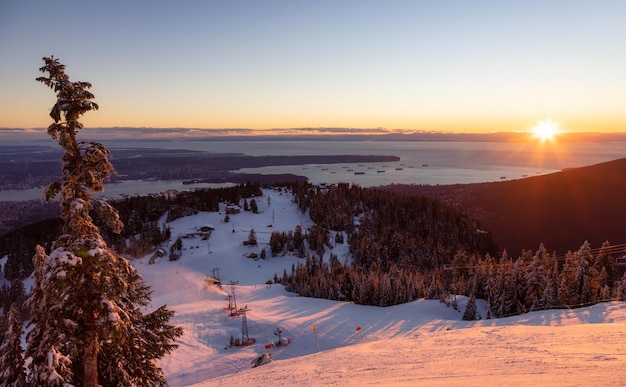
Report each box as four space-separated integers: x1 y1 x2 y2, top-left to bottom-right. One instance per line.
384 157 626 255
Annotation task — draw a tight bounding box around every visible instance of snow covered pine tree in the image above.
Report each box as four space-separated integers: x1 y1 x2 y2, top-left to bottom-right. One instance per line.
25 56 182 387
0 304 28 386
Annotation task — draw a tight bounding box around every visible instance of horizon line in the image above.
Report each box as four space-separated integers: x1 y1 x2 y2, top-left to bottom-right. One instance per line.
2 126 626 142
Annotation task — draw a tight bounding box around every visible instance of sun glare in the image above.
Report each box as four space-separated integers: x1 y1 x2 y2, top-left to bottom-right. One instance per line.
531 118 560 142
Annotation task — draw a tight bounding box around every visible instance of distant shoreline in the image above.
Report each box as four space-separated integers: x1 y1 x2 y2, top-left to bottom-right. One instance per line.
3 127 626 143
0 152 400 191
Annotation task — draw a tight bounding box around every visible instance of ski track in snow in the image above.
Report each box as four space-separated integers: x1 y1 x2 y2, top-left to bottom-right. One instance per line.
130 188 626 386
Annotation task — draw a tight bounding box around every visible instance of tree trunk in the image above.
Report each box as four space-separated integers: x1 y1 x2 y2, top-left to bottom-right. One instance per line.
84 312 99 387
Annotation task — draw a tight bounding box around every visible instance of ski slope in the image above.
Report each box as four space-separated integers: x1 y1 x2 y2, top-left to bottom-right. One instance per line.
132 188 626 386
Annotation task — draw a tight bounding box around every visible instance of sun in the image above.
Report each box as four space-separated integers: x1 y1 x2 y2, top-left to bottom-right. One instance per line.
531 118 560 142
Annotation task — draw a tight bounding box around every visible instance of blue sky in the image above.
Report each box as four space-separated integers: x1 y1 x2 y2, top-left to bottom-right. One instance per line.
1 0 625 133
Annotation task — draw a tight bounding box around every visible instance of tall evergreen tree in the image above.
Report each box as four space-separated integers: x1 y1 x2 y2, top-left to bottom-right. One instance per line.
462 294 479 321
571 241 598 305
26 56 182 387
540 259 560 309
0 303 27 386
249 198 258 214
247 228 258 246
614 274 626 301
26 245 74 386
594 241 619 290
525 244 549 311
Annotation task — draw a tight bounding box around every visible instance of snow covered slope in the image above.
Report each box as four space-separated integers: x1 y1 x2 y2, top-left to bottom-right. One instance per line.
133 188 626 386
202 314 626 386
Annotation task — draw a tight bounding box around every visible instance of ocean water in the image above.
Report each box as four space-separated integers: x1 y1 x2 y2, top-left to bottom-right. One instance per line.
230 140 625 186
1 140 624 201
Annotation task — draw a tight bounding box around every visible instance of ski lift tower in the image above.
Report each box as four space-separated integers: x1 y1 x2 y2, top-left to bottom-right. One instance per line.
227 280 238 312
212 267 221 281
240 305 251 345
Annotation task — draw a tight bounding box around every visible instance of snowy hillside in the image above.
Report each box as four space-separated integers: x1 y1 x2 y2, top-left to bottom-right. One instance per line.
133 188 626 386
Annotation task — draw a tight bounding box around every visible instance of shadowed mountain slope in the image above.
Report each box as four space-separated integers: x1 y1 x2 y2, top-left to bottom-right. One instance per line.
385 158 626 255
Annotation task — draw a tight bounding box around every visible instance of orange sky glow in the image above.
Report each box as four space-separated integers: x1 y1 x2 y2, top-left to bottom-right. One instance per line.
1 1 625 135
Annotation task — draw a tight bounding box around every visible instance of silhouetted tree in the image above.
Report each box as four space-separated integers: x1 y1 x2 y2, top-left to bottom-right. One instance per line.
462 294 479 321
250 198 258 214
247 228 258 246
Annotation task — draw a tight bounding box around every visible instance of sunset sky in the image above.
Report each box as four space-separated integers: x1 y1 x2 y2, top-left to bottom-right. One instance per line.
1 0 625 134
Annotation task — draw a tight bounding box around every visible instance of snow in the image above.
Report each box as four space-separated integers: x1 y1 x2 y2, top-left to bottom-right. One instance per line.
70 198 85 211
131 188 626 386
0 255 8 286
48 249 81 268
203 320 626 386
86 245 105 257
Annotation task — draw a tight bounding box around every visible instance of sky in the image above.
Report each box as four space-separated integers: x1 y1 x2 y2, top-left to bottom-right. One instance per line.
1 0 626 134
